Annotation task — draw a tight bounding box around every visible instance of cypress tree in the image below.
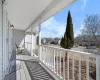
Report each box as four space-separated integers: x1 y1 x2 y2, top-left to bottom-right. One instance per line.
60 37 64 47
60 37 62 46
60 11 74 49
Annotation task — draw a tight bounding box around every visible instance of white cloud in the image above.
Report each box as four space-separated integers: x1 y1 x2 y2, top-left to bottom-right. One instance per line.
81 0 89 9
41 17 84 38
80 24 84 30
74 24 84 37
41 17 66 38
74 30 80 37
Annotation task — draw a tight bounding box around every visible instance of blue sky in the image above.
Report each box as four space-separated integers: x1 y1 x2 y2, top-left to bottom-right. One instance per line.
41 0 100 38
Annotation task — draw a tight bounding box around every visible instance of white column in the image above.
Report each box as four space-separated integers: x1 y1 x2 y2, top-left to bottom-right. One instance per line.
38 22 42 60
39 24 41 45
31 26 34 56
24 32 26 49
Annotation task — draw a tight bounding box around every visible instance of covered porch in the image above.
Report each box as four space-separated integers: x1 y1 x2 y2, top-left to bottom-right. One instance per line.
3 0 100 80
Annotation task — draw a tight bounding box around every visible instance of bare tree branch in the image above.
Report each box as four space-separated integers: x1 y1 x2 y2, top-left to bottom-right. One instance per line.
82 14 100 41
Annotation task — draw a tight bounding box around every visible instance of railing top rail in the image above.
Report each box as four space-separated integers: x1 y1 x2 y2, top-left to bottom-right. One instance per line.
25 42 31 44
40 45 100 57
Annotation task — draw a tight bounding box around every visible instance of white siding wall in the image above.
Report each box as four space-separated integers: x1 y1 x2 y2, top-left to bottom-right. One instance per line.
3 2 11 78
3 3 7 76
13 29 37 55
0 0 3 79
13 29 25 50
0 1 13 79
8 23 13 62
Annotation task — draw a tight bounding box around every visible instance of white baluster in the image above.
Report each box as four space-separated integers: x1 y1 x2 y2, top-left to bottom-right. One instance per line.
27 43 28 50
40 46 43 62
49 48 51 69
44 47 46 65
41 46 43 62
79 55 81 80
42 47 44 63
52 48 53 71
46 47 47 66
43 47 45 64
60 51 61 78
96 56 100 80
67 52 69 80
50 48 52 70
48 47 50 67
47 47 49 67
57 49 58 75
49 48 50 68
72 54 74 80
63 51 65 80
54 49 55 73
86 56 89 80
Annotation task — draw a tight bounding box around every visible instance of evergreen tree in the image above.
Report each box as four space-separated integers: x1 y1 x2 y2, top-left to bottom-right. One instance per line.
60 11 74 49
60 37 64 47
60 37 62 46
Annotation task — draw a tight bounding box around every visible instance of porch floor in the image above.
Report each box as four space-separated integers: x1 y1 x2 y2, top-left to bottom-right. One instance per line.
5 51 55 80
25 61 55 80
17 54 55 80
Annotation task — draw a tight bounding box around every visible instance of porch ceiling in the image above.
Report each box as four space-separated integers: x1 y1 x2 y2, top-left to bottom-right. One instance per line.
6 0 76 31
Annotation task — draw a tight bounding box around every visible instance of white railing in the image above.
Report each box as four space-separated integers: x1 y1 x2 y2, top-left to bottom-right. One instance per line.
39 45 100 80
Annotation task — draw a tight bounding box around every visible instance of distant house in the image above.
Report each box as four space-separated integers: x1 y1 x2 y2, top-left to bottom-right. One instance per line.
85 41 100 46
79 40 100 47
75 35 100 47
50 39 61 45
41 38 46 44
41 38 61 45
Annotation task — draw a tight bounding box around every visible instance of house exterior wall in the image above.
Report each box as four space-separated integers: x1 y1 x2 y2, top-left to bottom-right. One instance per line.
25 33 37 55
13 29 25 50
0 0 3 79
0 1 13 79
13 29 37 55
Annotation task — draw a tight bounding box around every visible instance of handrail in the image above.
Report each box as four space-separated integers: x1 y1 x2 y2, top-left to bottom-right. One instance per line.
39 45 98 56
25 42 31 44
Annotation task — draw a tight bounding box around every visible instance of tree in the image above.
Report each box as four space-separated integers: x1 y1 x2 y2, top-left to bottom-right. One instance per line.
60 37 64 47
82 14 100 41
60 11 74 49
